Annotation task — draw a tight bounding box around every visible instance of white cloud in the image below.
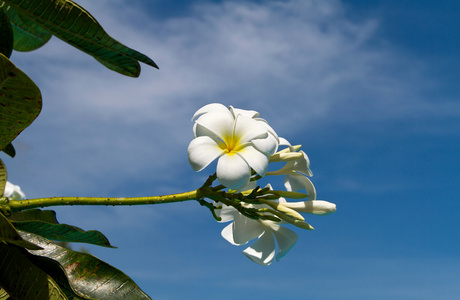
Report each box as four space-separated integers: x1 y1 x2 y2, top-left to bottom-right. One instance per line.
15 0 429 126
7 0 445 197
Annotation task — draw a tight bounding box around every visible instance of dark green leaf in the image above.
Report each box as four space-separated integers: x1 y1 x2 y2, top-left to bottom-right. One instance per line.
47 277 71 300
1 142 15 158
21 231 152 300
9 209 114 247
3 0 158 77
0 242 68 300
27 254 91 300
1 4 52 52
1 232 89 299
0 53 42 151
0 212 42 250
0 6 13 58
9 208 59 223
13 220 114 248
0 158 6 197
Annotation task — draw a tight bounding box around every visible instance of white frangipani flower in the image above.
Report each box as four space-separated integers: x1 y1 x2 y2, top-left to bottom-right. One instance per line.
190 105 335 265
188 103 279 189
3 181 26 200
216 203 298 266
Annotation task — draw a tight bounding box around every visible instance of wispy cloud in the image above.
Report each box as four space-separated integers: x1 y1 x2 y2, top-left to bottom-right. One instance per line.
16 0 437 125
8 0 445 196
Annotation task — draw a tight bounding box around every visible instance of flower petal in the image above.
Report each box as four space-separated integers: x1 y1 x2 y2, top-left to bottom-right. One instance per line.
229 106 260 118
215 204 240 223
195 110 235 141
232 213 265 245
251 133 279 156
221 223 239 245
278 137 292 148
237 145 270 176
242 231 276 265
192 103 229 121
233 115 268 144
216 154 251 189
287 150 313 177
187 136 224 171
284 172 317 200
255 119 279 142
269 223 298 262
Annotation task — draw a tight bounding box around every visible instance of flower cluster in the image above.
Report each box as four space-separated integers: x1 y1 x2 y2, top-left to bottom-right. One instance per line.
188 103 336 265
214 182 335 265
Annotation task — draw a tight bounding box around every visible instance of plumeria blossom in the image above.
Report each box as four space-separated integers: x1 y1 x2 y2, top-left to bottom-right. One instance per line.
3 181 26 200
188 103 279 189
190 104 336 264
216 202 298 266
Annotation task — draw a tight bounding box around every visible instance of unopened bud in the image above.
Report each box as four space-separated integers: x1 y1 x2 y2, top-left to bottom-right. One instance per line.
276 204 305 221
292 220 314 230
270 152 304 162
283 200 336 215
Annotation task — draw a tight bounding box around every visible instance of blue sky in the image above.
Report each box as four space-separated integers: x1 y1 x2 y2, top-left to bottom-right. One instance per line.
3 0 460 299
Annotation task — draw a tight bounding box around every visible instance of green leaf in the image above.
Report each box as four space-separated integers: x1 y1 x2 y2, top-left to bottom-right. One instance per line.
1 232 89 299
0 158 6 197
0 6 13 58
0 212 42 250
9 209 114 247
13 220 114 248
28 254 92 300
21 231 152 300
0 242 68 300
47 276 70 300
1 4 52 52
3 0 158 77
0 53 42 151
9 208 59 223
1 142 15 157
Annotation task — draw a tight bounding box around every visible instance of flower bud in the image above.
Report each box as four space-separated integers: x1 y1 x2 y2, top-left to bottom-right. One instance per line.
270 152 303 162
282 200 336 215
273 203 305 221
292 220 314 230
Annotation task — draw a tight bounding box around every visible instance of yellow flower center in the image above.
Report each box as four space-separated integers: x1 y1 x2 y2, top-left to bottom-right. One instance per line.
220 134 241 155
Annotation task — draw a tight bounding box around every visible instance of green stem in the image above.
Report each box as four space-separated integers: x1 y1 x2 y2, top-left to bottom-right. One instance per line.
8 189 201 212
